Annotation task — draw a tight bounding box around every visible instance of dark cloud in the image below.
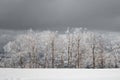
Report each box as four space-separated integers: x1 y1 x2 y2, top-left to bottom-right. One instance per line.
0 0 120 31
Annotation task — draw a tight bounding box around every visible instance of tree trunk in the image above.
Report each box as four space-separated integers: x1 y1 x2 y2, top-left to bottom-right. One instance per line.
92 45 95 68
51 39 55 68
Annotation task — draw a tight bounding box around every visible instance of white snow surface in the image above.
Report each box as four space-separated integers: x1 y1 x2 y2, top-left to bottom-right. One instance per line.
0 69 120 80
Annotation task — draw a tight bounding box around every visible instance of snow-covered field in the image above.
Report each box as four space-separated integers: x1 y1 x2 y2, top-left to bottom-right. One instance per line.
0 69 120 80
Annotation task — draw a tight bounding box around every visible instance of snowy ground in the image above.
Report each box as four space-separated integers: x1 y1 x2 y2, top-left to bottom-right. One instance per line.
0 69 120 80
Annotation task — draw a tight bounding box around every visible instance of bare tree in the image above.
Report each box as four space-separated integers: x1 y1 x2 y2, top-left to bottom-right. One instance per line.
111 42 120 68
89 32 96 68
49 31 57 68
96 35 105 68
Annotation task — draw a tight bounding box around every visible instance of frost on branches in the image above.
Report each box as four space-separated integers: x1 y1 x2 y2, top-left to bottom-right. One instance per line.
1 28 120 68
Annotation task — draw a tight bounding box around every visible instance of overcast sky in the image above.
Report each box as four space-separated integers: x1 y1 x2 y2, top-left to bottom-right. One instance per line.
0 0 120 31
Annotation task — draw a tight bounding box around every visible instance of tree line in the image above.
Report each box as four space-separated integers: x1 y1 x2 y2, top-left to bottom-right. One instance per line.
0 28 120 68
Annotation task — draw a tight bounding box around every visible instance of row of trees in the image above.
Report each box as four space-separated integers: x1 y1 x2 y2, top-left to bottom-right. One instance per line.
0 28 120 68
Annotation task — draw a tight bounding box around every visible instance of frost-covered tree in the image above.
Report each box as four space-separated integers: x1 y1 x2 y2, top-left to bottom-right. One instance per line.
4 29 41 68
72 28 83 68
2 28 120 68
110 40 120 68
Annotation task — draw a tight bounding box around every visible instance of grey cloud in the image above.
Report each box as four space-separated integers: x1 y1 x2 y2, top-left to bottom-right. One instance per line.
0 0 120 31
